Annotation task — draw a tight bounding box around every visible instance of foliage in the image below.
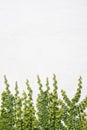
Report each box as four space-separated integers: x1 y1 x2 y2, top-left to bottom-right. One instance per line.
22 80 36 130
0 75 87 130
0 76 15 130
14 81 23 130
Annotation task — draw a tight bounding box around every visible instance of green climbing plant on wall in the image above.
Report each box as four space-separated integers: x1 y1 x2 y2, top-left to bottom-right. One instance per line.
0 75 87 130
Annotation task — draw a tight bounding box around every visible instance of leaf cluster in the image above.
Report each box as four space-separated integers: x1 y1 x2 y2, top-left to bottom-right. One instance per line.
0 75 87 130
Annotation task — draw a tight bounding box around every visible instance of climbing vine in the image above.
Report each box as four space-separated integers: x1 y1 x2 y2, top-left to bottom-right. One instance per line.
0 75 87 130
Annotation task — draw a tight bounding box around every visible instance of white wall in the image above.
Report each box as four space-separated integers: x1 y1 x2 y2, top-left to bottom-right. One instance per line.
0 0 87 101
